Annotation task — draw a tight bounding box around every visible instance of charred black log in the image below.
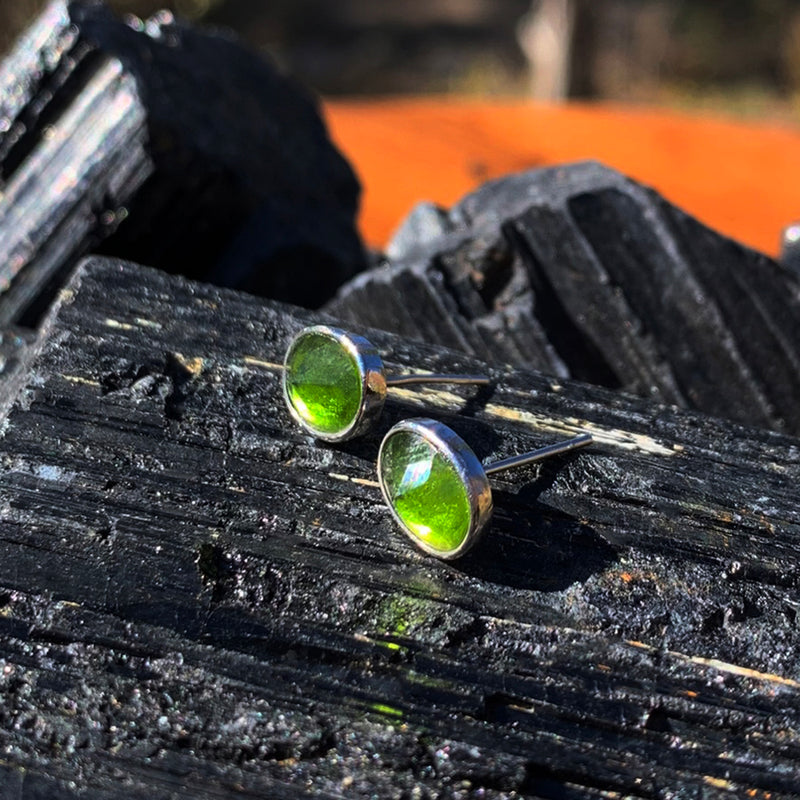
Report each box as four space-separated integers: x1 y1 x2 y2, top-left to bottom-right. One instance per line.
1 257 799 797
0 0 365 327
328 161 800 436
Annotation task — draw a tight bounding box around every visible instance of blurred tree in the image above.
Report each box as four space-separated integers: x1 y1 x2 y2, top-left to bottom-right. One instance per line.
201 0 531 95
517 0 575 100
670 0 795 89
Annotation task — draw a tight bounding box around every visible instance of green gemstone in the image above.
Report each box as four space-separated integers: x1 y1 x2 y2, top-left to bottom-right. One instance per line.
380 429 472 554
285 331 363 435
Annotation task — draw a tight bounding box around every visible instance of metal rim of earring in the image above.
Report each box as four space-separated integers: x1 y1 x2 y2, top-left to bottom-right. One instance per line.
377 417 593 560
283 325 490 442
283 325 388 443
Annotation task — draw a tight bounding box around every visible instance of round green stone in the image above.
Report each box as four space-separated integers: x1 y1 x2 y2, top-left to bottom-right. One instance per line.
380 429 472 554
285 331 363 435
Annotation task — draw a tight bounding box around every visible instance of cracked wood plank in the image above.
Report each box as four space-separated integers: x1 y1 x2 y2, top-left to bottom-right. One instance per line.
0 257 799 798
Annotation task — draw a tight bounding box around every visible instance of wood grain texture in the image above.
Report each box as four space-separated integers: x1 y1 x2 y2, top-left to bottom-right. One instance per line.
327 161 800 438
1 257 799 798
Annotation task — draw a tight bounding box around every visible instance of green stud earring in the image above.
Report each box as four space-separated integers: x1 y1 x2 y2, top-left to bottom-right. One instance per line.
378 418 593 559
283 325 490 442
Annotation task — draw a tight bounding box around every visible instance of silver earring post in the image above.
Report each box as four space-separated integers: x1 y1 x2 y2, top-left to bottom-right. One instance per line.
385 373 490 388
483 433 593 475
283 325 490 442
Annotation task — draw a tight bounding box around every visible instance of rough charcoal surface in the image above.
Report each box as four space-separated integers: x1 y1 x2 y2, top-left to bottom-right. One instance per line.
1 257 799 797
327 161 800 436
0 0 365 327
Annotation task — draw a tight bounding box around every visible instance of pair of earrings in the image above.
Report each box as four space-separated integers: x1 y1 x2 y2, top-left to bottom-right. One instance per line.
283 325 592 560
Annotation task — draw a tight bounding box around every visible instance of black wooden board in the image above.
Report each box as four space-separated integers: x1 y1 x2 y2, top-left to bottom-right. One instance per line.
1 257 799 797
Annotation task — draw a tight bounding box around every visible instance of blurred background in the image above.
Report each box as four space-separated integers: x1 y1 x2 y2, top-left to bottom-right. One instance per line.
3 0 800 117
2 0 799 256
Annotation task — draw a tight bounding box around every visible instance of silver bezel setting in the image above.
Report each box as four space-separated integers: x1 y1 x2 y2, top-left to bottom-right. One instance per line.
377 418 493 560
283 325 387 442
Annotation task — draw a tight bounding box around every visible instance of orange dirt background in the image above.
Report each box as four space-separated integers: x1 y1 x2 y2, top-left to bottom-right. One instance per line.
324 98 800 257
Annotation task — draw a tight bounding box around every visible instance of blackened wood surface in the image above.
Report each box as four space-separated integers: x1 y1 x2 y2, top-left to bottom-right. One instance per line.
328 162 800 437
0 0 364 327
1 257 800 797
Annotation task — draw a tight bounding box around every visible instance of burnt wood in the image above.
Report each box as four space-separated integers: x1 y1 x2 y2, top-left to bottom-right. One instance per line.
328 162 800 437
0 257 799 797
0 0 365 327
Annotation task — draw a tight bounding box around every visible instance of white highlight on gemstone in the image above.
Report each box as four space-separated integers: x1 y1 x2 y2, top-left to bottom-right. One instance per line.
399 456 434 495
